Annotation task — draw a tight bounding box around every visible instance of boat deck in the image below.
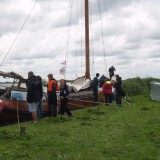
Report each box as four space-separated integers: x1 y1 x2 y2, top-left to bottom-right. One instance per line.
69 90 93 99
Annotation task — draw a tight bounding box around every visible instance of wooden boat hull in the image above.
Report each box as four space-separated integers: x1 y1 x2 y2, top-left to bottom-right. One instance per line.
0 91 94 124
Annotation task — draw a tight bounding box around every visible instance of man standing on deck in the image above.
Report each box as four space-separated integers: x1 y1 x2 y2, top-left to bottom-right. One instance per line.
47 73 59 117
26 71 41 123
108 66 116 80
92 73 100 102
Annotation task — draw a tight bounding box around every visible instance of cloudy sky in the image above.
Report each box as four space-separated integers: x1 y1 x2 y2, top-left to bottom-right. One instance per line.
0 0 159 81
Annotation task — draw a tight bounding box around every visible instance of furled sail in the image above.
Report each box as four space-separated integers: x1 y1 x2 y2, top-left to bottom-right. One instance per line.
71 76 91 92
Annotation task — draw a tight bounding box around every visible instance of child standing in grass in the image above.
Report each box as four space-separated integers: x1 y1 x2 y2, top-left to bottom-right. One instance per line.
59 79 72 117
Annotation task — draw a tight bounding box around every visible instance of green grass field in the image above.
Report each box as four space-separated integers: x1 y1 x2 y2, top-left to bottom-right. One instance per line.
0 95 160 160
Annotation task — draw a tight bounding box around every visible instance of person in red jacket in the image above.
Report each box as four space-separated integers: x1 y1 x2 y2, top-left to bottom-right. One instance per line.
102 78 113 106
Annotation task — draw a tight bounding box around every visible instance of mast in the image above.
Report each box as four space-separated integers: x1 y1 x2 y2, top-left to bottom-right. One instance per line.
85 0 90 78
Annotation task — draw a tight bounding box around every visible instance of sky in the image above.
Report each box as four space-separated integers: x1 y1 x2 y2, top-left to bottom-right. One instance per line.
0 0 159 81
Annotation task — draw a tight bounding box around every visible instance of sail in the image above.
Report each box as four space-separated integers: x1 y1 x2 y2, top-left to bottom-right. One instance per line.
71 76 91 92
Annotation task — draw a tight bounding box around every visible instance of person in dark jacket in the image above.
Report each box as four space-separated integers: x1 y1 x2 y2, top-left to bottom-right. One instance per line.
36 75 43 118
99 74 106 87
108 66 116 80
92 73 100 102
26 71 41 123
47 73 59 117
114 74 122 106
59 79 72 117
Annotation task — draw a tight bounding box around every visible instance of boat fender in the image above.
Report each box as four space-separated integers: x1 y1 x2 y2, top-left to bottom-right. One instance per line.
0 99 3 112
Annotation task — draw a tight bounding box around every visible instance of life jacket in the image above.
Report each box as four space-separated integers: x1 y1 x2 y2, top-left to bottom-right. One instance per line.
47 79 59 92
103 81 112 94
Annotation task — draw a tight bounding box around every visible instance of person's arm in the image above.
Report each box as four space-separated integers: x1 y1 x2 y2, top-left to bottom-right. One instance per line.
65 86 69 98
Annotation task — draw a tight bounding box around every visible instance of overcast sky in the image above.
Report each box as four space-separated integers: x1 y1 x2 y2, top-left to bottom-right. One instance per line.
0 0 159 81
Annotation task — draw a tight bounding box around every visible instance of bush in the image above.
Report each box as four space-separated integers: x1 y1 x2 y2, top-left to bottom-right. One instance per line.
122 77 160 96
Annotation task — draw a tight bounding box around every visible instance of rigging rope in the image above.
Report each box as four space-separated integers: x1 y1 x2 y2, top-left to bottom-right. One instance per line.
65 0 73 79
90 2 95 77
80 0 83 76
75 0 79 77
103 0 115 66
0 0 39 68
98 0 107 73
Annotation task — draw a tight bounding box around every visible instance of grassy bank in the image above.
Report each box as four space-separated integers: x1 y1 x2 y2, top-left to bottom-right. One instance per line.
0 95 160 160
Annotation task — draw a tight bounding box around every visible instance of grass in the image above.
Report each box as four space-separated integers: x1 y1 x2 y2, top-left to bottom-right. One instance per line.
0 95 160 160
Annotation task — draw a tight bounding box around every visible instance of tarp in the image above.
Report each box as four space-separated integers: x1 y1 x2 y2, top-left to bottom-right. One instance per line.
11 90 27 101
71 76 91 92
150 81 160 101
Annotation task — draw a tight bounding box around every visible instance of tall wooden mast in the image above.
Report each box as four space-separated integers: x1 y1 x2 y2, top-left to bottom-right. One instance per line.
85 0 90 78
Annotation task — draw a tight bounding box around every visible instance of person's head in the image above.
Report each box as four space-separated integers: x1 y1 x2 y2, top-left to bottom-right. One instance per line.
28 71 34 78
36 75 42 82
60 79 66 86
48 73 53 80
116 74 119 78
96 73 100 77
106 78 110 82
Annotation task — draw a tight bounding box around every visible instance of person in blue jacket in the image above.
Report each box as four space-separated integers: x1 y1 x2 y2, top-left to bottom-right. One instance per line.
59 79 72 117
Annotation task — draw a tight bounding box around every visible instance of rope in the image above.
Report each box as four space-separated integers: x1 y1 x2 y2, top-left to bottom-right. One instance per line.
75 0 79 77
65 0 73 79
103 0 115 66
0 0 39 68
90 2 95 78
80 0 83 75
98 0 107 73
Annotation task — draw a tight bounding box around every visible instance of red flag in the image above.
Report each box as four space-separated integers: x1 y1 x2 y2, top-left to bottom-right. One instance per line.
61 61 66 65
60 67 65 75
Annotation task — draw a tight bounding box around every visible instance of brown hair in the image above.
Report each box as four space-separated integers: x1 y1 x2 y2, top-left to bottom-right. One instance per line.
48 73 53 79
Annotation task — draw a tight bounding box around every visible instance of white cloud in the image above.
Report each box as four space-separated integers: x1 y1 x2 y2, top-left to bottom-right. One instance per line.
0 0 160 81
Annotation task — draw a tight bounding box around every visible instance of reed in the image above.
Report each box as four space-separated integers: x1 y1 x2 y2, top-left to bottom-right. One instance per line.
122 77 160 96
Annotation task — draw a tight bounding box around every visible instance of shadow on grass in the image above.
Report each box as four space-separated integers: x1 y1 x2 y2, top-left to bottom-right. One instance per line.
139 106 150 111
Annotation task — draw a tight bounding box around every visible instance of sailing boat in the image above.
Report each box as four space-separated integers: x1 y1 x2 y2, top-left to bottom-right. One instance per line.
64 0 95 106
0 0 94 124
71 0 91 92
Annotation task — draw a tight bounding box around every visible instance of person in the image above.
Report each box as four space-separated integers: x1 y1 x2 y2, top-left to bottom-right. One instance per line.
92 73 100 102
26 71 41 123
114 74 122 106
102 78 113 106
47 73 59 117
36 75 43 118
108 66 116 80
59 79 72 117
99 74 106 87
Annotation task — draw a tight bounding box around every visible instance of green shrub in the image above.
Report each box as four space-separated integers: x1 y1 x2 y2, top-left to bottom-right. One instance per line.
122 77 160 96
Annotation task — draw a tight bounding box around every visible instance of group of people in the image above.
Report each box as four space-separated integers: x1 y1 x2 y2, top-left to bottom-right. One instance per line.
92 66 123 106
26 71 72 123
26 65 120 122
